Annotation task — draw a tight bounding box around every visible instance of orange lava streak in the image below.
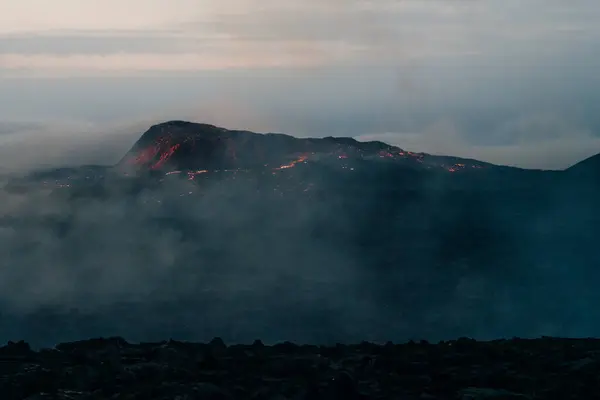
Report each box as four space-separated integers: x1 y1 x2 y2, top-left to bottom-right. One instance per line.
274 154 308 170
446 163 469 172
151 144 181 170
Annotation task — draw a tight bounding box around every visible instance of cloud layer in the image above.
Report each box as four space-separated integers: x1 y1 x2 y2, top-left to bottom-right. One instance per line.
356 113 600 169
1 0 600 169
2 0 599 73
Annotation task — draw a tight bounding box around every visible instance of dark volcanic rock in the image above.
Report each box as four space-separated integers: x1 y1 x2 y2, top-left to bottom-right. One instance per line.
1 337 600 399
117 120 491 173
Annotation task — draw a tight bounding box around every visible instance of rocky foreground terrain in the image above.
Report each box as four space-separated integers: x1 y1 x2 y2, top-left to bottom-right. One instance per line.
1 336 599 399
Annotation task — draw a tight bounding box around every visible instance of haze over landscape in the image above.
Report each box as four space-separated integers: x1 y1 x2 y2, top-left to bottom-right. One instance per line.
1 0 600 352
2 0 600 171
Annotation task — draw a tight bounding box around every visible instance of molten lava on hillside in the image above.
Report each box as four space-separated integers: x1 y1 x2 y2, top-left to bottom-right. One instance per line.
150 143 181 170
116 121 490 182
274 154 308 171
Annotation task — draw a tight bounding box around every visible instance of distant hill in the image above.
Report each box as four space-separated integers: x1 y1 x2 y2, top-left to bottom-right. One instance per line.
117 120 494 173
566 153 600 178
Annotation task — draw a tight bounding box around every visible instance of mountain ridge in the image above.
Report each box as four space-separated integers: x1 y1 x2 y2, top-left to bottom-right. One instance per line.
117 120 499 174
119 120 600 173
566 152 600 175
2 120 600 346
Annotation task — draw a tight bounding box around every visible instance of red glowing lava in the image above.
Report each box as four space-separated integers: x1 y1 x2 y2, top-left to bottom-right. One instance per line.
151 143 181 170
378 150 395 158
274 154 308 170
187 170 208 180
125 131 486 178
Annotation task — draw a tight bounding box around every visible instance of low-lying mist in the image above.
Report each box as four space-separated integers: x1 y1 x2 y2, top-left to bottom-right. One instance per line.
0 121 599 348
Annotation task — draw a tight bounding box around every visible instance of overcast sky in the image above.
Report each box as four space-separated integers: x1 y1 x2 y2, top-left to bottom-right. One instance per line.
1 0 600 170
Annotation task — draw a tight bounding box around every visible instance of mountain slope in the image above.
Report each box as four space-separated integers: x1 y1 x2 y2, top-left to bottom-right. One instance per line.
566 152 600 178
2 120 600 345
117 120 493 174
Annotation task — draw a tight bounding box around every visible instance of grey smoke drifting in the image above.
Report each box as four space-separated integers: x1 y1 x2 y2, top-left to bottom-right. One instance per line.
0 159 377 345
0 119 599 348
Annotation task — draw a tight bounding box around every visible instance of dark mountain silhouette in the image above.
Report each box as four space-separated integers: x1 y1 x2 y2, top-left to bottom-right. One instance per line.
568 152 600 170
566 152 600 180
2 121 600 346
117 120 492 173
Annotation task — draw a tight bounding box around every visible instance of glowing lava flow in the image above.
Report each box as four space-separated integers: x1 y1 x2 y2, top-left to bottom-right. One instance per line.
187 170 208 180
445 163 470 173
151 143 181 170
126 135 485 177
274 154 308 170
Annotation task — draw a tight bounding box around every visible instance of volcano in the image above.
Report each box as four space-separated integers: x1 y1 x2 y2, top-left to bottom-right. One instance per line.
89 120 600 275
9 120 600 197
117 120 491 174
3 120 600 346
